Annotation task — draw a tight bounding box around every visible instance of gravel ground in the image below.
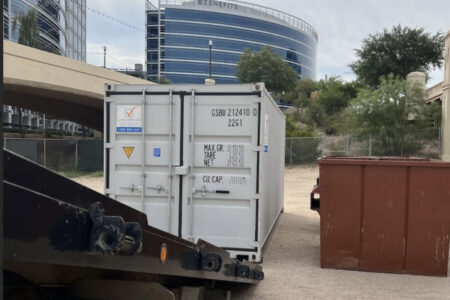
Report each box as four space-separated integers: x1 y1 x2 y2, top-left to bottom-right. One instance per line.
74 166 450 300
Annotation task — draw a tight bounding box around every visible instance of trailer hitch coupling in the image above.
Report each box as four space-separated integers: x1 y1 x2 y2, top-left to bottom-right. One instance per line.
88 202 142 255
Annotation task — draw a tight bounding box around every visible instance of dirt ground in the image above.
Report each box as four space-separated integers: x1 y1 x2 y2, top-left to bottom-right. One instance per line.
74 166 450 299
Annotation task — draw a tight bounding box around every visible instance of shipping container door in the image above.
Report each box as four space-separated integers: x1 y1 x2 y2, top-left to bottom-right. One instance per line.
109 92 180 235
181 91 260 250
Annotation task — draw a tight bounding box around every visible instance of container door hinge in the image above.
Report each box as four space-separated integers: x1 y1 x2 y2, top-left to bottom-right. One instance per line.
252 146 261 152
249 241 260 247
105 143 113 149
175 166 189 175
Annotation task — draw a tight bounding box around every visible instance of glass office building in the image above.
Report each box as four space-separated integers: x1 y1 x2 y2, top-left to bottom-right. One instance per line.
146 0 317 84
3 0 86 131
3 0 86 61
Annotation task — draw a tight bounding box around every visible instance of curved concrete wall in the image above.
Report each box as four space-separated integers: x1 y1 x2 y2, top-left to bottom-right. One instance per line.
3 40 152 130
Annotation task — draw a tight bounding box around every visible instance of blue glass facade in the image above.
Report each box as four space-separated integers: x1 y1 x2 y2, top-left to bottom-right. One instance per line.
146 1 317 84
3 0 86 61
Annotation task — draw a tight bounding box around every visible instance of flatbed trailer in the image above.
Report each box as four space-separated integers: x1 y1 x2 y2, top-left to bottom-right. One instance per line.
3 149 263 299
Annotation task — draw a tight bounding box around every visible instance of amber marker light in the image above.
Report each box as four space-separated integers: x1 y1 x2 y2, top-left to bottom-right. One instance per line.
160 243 168 264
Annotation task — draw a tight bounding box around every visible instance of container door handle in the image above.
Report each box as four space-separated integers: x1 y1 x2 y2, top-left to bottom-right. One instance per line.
147 184 169 193
120 184 143 193
194 186 230 197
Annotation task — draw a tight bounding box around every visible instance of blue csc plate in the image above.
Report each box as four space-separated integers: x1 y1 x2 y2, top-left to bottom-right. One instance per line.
117 127 142 133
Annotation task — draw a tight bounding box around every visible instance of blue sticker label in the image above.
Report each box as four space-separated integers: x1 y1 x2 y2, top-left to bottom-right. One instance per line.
117 127 142 133
264 145 269 153
153 148 161 157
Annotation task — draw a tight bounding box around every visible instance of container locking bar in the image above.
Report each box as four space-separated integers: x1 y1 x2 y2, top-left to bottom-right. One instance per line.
194 185 230 197
120 184 143 193
147 184 169 193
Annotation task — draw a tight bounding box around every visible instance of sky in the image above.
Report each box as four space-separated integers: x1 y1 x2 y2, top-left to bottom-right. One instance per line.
86 0 450 87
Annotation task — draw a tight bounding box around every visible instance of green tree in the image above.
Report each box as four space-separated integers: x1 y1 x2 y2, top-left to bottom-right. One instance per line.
283 78 318 108
304 100 327 129
236 46 298 93
350 25 444 88
303 77 360 132
349 75 441 156
286 114 312 137
285 114 321 164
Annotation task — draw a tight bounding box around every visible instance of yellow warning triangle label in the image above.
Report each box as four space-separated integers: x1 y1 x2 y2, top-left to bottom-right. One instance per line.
123 146 135 158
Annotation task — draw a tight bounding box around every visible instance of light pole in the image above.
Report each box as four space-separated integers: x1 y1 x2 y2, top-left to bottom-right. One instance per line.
103 46 107 68
208 40 213 79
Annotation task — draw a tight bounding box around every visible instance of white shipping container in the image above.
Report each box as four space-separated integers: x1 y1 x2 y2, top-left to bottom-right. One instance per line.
104 83 285 262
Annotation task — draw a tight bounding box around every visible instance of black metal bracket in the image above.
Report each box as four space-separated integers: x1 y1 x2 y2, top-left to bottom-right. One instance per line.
181 246 222 272
89 202 142 256
224 262 264 280
310 177 320 211
310 193 320 211
199 247 222 272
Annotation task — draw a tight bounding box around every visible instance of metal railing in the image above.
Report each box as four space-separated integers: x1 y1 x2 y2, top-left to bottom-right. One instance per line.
4 138 103 174
151 0 318 41
286 128 442 166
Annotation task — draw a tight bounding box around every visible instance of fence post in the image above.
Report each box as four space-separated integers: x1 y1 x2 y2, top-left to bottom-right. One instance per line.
369 135 372 156
43 138 46 168
75 140 78 171
346 135 350 155
321 136 324 157
289 138 293 165
439 127 442 157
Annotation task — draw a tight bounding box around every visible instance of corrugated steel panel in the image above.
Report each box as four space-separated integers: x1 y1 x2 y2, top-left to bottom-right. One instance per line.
105 83 285 262
315 157 450 276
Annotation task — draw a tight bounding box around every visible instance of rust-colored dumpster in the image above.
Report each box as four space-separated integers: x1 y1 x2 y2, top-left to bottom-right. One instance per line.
311 157 450 276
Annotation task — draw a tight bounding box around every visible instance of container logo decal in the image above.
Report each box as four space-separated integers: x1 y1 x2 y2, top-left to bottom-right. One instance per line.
123 146 135 158
116 105 142 132
153 148 161 157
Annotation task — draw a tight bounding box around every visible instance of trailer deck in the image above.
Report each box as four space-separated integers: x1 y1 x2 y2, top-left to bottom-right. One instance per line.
3 150 263 299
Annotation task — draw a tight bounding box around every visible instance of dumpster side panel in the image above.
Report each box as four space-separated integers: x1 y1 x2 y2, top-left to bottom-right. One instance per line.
360 166 407 272
320 165 362 269
318 157 450 276
406 167 450 276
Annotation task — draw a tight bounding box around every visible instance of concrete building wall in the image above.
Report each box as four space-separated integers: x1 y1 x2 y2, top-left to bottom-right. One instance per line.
3 40 151 131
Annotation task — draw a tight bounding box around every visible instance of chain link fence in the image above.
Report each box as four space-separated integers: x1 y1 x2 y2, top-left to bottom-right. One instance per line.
5 130 442 170
286 128 442 166
4 138 103 175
